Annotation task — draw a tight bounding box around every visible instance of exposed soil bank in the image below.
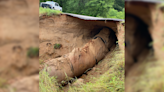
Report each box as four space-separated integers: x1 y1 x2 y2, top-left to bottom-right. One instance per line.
39 14 124 62
44 28 116 83
39 14 124 89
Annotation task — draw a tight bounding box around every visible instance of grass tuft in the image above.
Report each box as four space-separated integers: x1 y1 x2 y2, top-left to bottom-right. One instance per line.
54 43 62 49
68 50 125 92
27 47 39 58
39 7 62 16
39 68 62 92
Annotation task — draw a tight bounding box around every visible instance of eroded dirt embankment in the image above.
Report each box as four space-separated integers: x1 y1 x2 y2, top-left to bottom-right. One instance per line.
39 14 124 63
39 14 125 89
44 28 116 83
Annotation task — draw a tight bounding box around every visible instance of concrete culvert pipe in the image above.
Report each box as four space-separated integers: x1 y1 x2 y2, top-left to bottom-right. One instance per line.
43 27 117 83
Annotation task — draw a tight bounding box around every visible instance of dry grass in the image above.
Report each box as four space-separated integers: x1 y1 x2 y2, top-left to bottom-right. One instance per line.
126 51 164 92
133 59 164 92
39 48 125 92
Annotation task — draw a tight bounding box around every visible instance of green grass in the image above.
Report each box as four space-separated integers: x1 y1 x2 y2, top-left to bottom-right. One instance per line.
131 59 164 92
27 47 39 58
39 7 62 16
68 50 124 92
39 68 62 92
54 43 62 49
68 71 124 92
39 49 124 92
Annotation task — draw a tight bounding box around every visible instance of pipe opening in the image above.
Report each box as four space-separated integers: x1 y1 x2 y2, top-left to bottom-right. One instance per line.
89 26 118 51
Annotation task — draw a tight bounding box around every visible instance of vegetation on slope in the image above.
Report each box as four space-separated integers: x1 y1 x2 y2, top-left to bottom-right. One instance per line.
39 49 124 92
39 0 124 19
127 54 164 92
39 7 62 16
